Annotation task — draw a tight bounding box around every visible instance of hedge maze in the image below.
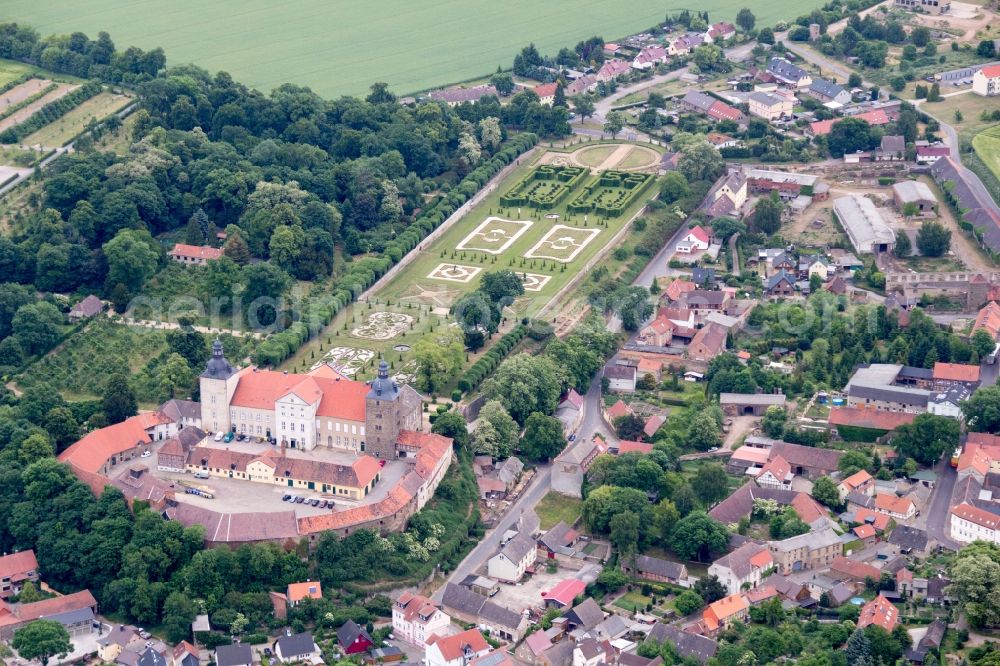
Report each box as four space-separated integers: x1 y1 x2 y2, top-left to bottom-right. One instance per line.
499 165 588 209
567 170 655 218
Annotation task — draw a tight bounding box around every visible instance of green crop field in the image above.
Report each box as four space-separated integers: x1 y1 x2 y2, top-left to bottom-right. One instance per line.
2 0 826 98
973 125 1000 185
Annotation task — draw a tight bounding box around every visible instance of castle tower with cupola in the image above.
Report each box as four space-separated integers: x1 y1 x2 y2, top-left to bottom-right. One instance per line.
365 360 404 459
200 339 240 434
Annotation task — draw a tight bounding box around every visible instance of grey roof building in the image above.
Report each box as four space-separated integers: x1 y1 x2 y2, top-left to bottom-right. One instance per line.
215 644 253 666
767 57 811 85
646 624 718 664
275 632 316 661
833 194 896 254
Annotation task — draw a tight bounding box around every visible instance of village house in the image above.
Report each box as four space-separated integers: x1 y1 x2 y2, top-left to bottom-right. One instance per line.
69 294 104 322
704 22 736 42
596 60 631 82
428 85 499 106
916 145 951 164
669 33 704 56
704 172 748 218
765 270 796 297
806 77 851 106
688 323 727 362
215 644 253 666
393 593 451 646
676 225 712 254
621 555 687 584
537 521 579 559
552 437 608 497
0 550 38 599
603 364 637 392
748 91 794 121
169 244 223 265
440 584 526 642
701 595 750 635
337 620 374 655
0 589 98 641
767 58 812 88
487 532 536 583
532 83 558 106
286 581 322 606
637 314 674 347
857 594 898 632
973 64 1000 97
274 632 321 664
767 527 842 574
708 542 773 595
645 624 718 664
874 493 915 520
838 470 875 501
425 630 492 666
632 45 668 70
874 135 906 162
974 301 1000 340
755 455 793 490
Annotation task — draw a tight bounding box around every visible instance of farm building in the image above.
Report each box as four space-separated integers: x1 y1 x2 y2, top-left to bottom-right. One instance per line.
832 194 895 254
719 392 785 416
892 181 937 212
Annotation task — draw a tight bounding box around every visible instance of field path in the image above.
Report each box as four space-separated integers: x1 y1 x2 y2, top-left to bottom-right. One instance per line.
593 144 632 171
0 83 78 133
0 79 52 115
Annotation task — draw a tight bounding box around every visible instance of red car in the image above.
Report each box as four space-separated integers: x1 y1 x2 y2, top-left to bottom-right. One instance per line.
378 460 386 467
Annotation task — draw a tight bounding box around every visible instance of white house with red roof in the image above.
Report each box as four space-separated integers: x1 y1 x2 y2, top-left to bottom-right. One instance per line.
837 469 875 501
533 83 558 106
951 502 1000 543
703 22 736 43
596 60 631 82
676 225 711 254
425 629 491 666
974 64 1000 97
0 551 38 599
170 243 223 265
754 454 793 489
632 45 668 70
393 592 451 645
857 594 898 632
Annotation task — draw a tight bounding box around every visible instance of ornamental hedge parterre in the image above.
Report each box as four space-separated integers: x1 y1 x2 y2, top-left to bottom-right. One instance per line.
253 133 538 367
567 170 655 217
499 164 587 209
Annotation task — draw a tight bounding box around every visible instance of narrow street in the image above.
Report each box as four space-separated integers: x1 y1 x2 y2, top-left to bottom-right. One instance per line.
923 459 960 551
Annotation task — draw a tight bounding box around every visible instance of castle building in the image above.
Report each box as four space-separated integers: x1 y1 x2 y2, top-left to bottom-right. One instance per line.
199 341 422 457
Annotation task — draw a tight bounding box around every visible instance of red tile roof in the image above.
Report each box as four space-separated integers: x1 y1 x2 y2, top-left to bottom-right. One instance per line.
951 502 1000 529
981 64 1000 78
606 400 633 421
830 556 881 582
853 508 891 532
933 362 981 383
791 493 827 524
974 301 1000 340
828 407 915 431
875 493 913 516
59 412 167 474
840 470 873 491
703 594 749 631
170 244 223 260
810 110 890 136
618 440 654 455
858 594 898 632
708 100 744 122
0 551 37 582
287 581 322 603
688 225 710 244
541 579 586 606
228 370 368 421
853 524 876 539
429 629 489 661
533 83 558 98
13 589 97 622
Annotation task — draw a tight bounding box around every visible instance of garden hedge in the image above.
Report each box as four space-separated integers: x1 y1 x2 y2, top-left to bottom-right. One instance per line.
455 324 528 394
0 80 103 143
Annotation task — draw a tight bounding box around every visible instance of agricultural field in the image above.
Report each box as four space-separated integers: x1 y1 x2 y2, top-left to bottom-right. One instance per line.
280 142 661 376
22 91 132 147
2 0 829 97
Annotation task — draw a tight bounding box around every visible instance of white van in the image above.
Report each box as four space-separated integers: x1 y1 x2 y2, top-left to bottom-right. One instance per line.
193 471 210 480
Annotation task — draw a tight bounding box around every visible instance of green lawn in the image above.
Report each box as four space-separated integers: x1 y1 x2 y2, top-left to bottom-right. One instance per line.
0 59 36 87
3 0 829 97
535 491 582 530
614 590 652 612
973 125 1000 186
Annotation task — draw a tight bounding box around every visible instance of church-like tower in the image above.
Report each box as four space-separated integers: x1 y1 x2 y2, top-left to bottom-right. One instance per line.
200 339 239 434
365 360 402 459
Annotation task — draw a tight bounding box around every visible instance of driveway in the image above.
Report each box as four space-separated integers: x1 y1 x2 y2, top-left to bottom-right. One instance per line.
924 459 960 550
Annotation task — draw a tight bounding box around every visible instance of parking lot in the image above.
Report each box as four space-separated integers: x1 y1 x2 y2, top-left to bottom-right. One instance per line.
107 434 408 519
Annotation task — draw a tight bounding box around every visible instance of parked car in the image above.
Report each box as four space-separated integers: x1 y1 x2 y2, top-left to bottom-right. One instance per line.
295 496 305 504
141 450 152 458
214 432 224 442
328 501 336 508
263 649 273 658
379 459 387 467
224 431 235 443
310 499 320 506
282 494 292 502
193 471 210 479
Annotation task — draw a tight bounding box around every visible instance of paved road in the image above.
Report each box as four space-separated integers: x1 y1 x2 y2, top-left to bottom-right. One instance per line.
432 465 552 601
924 459 960 551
